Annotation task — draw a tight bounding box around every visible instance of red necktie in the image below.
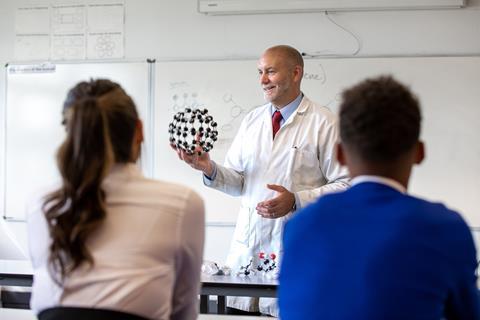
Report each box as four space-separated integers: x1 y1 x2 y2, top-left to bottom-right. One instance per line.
272 110 283 139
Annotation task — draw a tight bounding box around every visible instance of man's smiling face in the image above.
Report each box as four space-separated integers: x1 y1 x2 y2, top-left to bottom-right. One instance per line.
257 50 299 109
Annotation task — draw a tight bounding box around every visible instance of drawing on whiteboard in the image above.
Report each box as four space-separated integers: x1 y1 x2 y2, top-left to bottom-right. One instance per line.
303 63 327 84
221 93 255 132
324 92 342 109
301 62 341 112
171 92 205 112
169 81 188 90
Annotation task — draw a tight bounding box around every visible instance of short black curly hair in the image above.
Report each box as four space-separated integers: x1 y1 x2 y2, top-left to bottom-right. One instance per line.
339 75 421 162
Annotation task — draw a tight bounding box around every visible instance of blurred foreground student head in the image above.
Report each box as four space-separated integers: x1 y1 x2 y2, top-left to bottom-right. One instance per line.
337 75 423 186
279 76 480 320
27 79 205 320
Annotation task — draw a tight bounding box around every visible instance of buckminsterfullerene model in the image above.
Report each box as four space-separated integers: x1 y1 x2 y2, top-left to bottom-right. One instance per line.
168 108 218 155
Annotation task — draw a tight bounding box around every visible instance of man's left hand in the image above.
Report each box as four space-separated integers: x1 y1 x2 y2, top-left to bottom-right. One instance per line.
256 184 295 219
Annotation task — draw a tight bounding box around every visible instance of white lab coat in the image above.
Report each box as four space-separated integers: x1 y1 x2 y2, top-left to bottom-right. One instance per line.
205 96 350 316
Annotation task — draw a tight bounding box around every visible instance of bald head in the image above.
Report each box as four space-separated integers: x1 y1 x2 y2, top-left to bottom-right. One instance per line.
264 45 304 71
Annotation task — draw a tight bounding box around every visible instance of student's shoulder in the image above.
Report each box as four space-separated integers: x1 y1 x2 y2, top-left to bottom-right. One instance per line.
405 195 461 219
405 195 471 234
140 177 200 198
410 196 476 259
289 191 345 227
129 177 203 209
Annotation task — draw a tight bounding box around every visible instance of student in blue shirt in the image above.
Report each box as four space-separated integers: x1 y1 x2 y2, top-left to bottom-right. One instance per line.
279 75 480 320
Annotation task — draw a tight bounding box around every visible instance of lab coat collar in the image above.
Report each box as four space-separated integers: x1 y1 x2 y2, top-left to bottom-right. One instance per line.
279 93 310 128
295 94 311 115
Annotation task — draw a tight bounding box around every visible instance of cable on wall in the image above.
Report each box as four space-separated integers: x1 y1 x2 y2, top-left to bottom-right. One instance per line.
302 11 362 57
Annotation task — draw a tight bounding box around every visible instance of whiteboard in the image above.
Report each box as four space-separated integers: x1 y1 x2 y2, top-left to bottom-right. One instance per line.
154 57 480 228
155 60 262 225
2 61 153 221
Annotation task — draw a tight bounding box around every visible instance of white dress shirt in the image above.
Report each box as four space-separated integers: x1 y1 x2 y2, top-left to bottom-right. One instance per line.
351 175 406 193
27 163 204 320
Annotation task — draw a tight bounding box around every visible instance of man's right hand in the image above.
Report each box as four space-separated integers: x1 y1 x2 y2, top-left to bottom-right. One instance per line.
170 144 214 177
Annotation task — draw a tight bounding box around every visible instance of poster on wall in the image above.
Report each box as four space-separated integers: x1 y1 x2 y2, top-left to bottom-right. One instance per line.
14 1 125 61
14 6 50 60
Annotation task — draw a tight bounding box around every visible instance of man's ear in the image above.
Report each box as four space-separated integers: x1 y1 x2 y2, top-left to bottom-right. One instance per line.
414 141 425 165
336 142 347 166
293 65 303 83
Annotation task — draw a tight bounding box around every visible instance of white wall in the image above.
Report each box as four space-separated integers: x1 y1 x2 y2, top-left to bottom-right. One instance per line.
1 0 479 263
122 0 480 59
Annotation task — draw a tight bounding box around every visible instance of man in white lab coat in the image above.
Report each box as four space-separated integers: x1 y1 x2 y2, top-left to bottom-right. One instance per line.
173 45 350 316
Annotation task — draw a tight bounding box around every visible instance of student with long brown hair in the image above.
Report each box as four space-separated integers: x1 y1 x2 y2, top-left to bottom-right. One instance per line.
27 79 205 320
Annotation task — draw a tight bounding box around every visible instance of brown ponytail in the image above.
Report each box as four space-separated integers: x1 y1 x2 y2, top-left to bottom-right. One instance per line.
43 79 138 284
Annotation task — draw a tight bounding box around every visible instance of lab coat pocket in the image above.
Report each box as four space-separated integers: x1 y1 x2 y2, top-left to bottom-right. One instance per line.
289 147 320 187
233 207 251 247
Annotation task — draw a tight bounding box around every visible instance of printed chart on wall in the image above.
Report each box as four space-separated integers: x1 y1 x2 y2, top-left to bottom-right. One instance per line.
155 57 480 227
14 2 125 61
